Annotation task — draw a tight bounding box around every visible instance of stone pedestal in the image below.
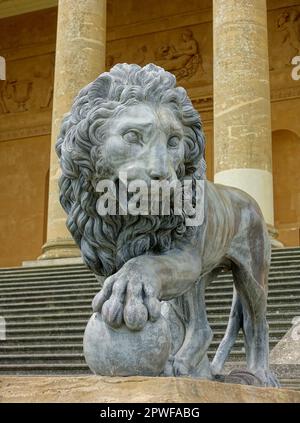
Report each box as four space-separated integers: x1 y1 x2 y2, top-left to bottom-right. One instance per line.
40 0 107 260
270 321 300 365
213 0 274 227
1 376 300 403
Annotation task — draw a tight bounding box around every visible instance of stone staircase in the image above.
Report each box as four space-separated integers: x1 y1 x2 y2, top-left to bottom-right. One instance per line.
0 247 299 389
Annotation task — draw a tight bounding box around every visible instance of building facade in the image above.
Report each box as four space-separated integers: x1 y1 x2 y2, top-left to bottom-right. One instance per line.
0 0 300 267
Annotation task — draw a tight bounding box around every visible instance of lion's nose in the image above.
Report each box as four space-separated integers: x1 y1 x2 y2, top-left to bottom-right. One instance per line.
150 169 169 181
149 147 169 180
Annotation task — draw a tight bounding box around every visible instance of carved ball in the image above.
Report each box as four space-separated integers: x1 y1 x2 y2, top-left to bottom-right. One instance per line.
83 312 171 376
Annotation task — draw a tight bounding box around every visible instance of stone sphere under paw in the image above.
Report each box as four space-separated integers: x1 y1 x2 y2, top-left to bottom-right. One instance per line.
83 312 171 376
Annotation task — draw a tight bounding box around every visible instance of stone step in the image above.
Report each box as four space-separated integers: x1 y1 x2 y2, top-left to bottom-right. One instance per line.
0 363 90 374
2 290 300 305
0 292 97 304
0 268 91 280
206 303 300 313
209 279 300 289
0 275 97 287
0 335 279 349
1 278 299 297
0 284 99 295
0 344 241 357
0 263 86 274
208 311 297 321
0 354 86 364
268 259 300 267
5 319 89 329
205 295 300 305
0 299 95 309
207 283 300 293
3 318 292 331
1 302 299 316
1 283 299 302
271 258 300 266
0 305 92 315
1 335 85 345
4 327 88 336
215 283 300 292
2 327 287 339
215 274 300 283
0 247 293 268
0 344 84 354
0 312 92 322
279 380 300 391
0 270 298 292
271 253 300 259
0 261 299 281
0 349 268 363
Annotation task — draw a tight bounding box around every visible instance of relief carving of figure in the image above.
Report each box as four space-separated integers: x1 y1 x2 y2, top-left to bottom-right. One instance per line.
155 29 203 80
10 79 33 112
277 9 300 56
0 79 33 113
0 81 12 114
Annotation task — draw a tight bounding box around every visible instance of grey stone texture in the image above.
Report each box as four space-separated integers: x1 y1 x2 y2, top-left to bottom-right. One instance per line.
270 321 300 365
57 64 278 386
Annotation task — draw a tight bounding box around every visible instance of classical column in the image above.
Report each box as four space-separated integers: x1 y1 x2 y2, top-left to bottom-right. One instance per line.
213 0 274 227
40 0 107 260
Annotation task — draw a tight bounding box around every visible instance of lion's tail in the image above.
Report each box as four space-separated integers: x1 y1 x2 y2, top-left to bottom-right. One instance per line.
211 288 243 375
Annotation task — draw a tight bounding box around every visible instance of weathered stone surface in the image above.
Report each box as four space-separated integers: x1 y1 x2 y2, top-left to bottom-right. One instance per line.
84 313 171 376
270 323 300 365
56 63 275 385
0 376 299 403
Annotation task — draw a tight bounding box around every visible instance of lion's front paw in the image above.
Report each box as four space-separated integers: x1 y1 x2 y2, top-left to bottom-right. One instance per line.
92 263 161 331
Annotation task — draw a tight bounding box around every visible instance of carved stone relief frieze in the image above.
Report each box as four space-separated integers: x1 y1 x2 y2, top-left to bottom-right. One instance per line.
0 8 56 141
106 25 212 86
154 29 204 81
0 54 55 140
277 8 300 57
269 6 300 70
0 55 54 116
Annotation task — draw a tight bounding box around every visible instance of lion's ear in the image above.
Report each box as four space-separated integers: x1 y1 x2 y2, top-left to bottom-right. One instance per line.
88 74 112 104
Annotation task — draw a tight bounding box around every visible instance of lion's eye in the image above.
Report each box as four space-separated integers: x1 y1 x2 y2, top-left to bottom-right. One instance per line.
167 136 180 149
123 130 141 144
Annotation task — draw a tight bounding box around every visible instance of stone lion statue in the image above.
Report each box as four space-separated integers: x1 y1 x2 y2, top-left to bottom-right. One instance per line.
56 63 278 386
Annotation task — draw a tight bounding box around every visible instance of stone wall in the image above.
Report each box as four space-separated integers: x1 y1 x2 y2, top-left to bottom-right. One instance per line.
0 8 56 267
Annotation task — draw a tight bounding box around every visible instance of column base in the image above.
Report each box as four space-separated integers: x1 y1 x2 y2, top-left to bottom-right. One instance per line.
38 238 81 260
23 256 84 268
267 225 284 248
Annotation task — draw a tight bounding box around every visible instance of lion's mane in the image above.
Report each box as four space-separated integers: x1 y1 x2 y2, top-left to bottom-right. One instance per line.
56 63 206 276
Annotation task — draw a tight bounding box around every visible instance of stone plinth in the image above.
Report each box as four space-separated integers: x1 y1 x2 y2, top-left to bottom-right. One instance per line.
270 324 300 365
1 376 300 403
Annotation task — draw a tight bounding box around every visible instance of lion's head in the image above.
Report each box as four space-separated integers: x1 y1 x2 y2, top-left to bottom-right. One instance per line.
56 63 206 276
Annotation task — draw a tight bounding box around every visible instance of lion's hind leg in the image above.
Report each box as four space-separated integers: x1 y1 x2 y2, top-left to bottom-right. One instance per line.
230 260 279 387
211 287 243 376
